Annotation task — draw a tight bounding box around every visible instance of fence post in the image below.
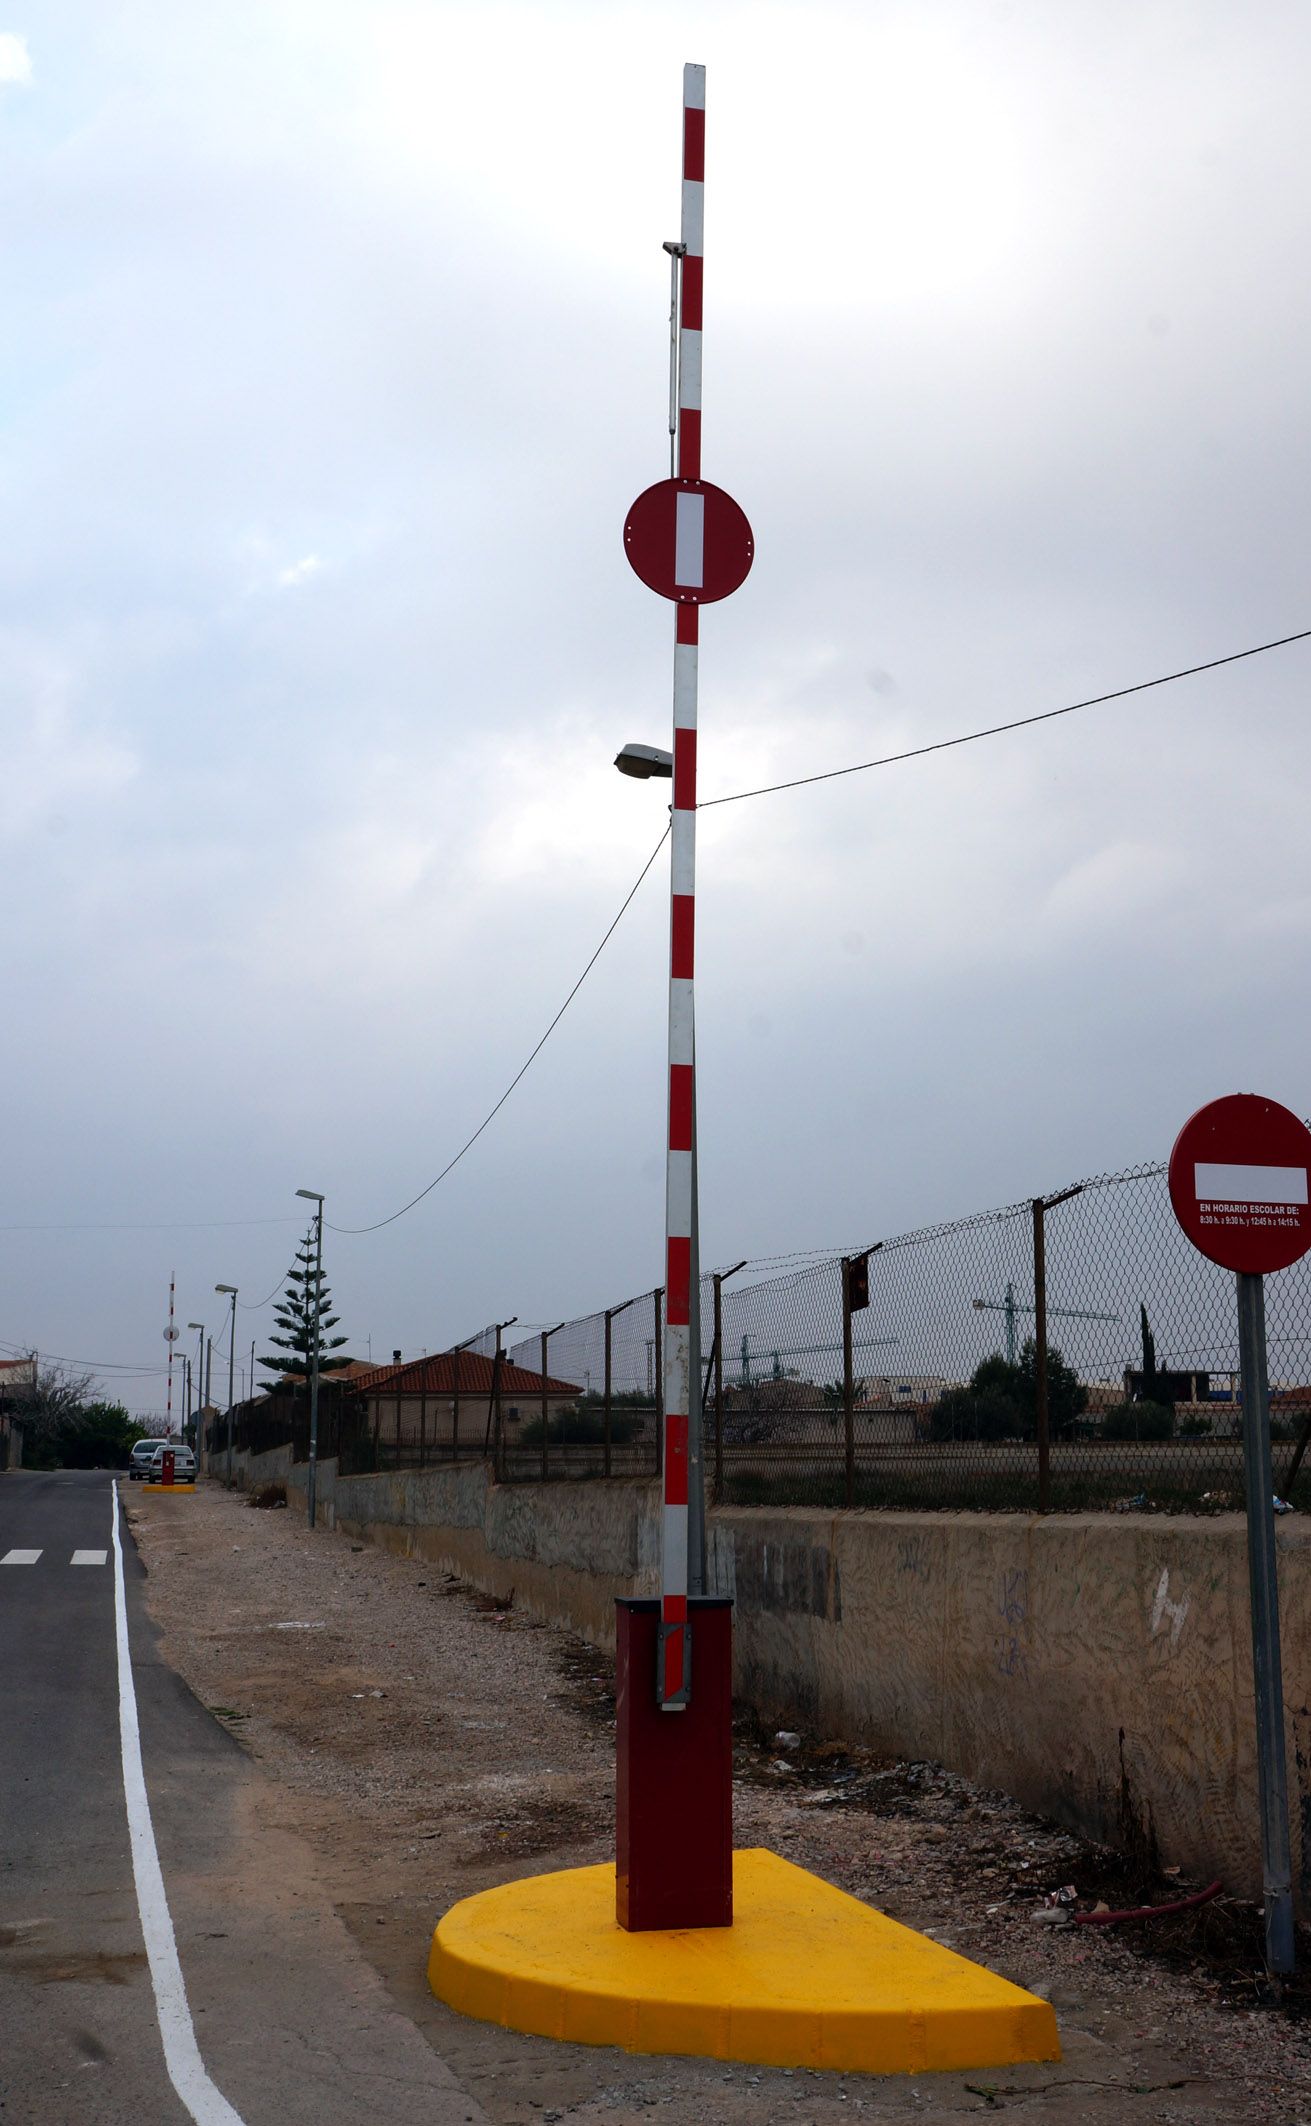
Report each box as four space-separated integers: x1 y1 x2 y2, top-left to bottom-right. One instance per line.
842 1258 855 1508
709 1262 745 1508
1031 1200 1049 1511
653 1289 664 1478
713 1274 724 1506
604 1310 613 1479
541 1329 550 1480
483 1324 511 1471
452 1350 460 1464
494 1344 503 1475
1032 1186 1081 1512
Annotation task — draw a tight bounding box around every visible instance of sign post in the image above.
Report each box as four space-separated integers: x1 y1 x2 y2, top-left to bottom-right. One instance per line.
613 60 753 1934
621 63 753 1719
1168 1092 1311 1978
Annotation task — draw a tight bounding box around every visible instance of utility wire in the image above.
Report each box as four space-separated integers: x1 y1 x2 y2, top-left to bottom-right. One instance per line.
0 1216 301 1235
0 1337 170 1375
238 1275 291 1312
699 626 1311 809
330 827 671 1236
10 628 1308 1256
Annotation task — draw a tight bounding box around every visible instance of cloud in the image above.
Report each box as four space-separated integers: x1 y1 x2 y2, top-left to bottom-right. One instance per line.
0 631 138 836
3 2 1311 1406
0 31 31 86
276 553 323 589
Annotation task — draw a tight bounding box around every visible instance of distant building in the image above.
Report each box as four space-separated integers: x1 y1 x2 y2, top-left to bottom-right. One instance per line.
0 1355 36 1470
1124 1367 1212 1405
858 1374 954 1408
350 1350 582 1454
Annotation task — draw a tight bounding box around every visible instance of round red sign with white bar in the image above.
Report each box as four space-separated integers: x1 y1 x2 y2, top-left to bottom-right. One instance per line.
1168 1094 1311 1275
623 477 753 605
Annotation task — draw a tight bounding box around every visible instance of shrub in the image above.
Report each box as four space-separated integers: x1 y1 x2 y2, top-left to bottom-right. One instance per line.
929 1384 1023 1442
1102 1401 1175 1441
518 1409 641 1447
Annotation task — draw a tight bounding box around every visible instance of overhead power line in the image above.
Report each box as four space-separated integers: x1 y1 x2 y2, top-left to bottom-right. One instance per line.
8 626 1307 1261
699 626 1311 808
0 1337 169 1375
329 826 671 1236
0 1215 300 1235
238 1276 291 1312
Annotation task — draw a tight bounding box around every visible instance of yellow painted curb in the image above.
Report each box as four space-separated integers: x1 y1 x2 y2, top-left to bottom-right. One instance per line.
428 1848 1060 2074
138 1483 197 1493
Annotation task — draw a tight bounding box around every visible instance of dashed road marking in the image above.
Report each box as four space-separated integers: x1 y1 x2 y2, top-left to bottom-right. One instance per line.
72 1549 108 1566
1 1549 42 1565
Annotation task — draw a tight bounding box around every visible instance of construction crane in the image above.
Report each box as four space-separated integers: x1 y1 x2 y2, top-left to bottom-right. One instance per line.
973 1282 1120 1367
738 1332 896 1385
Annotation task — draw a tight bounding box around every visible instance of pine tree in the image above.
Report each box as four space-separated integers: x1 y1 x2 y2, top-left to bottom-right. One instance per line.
258 1229 351 1385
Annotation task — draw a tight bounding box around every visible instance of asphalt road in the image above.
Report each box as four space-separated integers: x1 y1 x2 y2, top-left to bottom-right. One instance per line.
0 1470 489 2126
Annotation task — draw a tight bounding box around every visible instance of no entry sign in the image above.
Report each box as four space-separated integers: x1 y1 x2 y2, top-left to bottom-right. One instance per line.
1168 1093 1311 1275
623 477 753 605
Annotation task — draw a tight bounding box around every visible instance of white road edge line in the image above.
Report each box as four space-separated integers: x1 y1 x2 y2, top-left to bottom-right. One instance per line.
110 1480 247 2126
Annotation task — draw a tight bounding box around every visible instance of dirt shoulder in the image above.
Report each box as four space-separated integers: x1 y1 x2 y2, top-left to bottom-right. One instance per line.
128 1481 1311 2125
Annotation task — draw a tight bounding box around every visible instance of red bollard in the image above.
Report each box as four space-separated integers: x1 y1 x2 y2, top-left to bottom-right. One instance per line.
161 1449 175 1486
615 1597 733 1931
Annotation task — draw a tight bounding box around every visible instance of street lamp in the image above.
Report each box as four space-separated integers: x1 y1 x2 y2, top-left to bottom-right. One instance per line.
295 1189 325 1529
187 1323 205 1469
215 1286 238 1488
614 743 673 779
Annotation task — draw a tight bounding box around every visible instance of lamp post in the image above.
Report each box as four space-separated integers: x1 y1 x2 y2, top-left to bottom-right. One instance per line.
187 1323 205 1470
296 1189 325 1529
215 1286 237 1487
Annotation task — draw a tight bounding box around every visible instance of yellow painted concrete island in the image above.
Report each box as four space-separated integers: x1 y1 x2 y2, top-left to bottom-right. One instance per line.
139 1482 197 1493
429 1849 1059 2075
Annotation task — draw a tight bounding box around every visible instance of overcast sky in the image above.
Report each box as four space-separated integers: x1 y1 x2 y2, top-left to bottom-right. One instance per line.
3 1 1310 1414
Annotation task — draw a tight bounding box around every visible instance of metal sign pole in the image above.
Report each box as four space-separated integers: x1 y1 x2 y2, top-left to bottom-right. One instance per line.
1235 1269 1295 1976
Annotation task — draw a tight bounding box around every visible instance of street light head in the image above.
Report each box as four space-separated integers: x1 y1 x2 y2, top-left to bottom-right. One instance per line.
295 1188 324 1203
215 1284 237 1296
614 742 674 780
187 1321 204 1331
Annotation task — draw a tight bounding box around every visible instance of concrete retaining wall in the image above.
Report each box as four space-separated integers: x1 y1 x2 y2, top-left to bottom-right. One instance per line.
216 1447 1311 1904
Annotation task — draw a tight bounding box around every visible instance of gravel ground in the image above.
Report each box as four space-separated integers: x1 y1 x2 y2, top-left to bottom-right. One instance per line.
129 1482 1311 2125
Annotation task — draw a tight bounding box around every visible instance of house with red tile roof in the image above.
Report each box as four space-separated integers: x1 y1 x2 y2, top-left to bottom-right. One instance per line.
348 1349 582 1461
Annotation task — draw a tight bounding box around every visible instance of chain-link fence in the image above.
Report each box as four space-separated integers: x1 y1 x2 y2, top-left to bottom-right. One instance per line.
704 1162 1310 1511
505 1160 1311 1510
209 1159 1311 1513
503 1293 664 1481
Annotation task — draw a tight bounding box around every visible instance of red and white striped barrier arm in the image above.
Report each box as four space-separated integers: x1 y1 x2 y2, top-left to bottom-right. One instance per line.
660 61 705 1710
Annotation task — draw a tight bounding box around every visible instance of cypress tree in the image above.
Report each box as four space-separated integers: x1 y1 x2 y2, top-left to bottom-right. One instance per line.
1139 1303 1158 1398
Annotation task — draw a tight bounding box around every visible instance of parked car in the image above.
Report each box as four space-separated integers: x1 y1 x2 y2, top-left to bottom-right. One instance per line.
145 1440 196 1483
128 1439 161 1481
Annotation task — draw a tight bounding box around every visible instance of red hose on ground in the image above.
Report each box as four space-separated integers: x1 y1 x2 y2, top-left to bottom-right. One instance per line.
1073 1879 1223 1927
